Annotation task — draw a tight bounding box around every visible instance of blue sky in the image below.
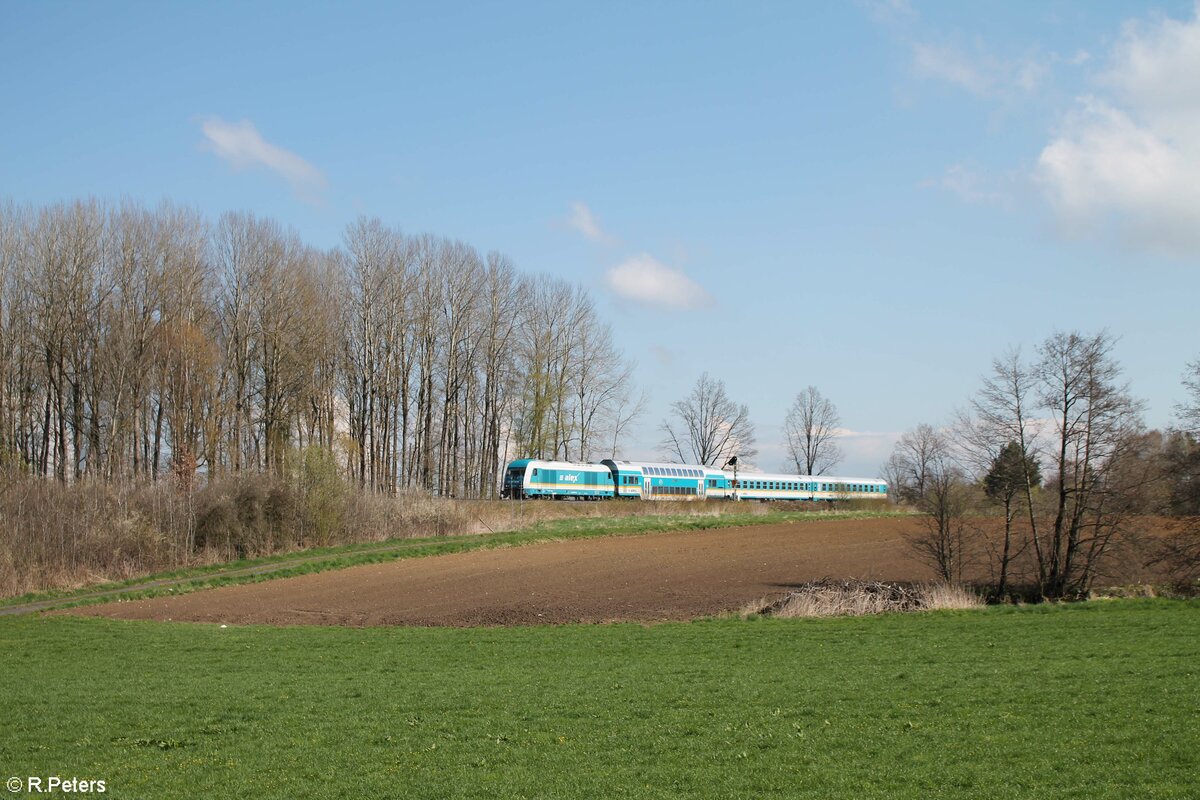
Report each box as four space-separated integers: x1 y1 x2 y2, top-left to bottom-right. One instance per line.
2 0 1197 475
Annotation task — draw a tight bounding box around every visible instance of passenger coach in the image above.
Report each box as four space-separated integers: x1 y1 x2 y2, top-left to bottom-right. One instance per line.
601 459 729 500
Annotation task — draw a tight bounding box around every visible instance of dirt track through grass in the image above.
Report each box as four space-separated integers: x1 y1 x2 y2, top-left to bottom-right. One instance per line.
68 518 932 625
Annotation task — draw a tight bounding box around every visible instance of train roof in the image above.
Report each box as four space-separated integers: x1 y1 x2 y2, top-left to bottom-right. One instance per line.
726 471 887 484
602 459 724 474
506 459 610 472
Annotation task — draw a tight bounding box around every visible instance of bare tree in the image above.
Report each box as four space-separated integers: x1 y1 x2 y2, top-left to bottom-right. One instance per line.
957 351 1046 597
1033 331 1144 597
884 423 941 504
474 253 522 497
964 335 1146 597
1180 358 1200 435
981 442 1041 597
607 388 647 459
569 312 636 462
783 386 842 475
888 424 971 582
660 372 756 466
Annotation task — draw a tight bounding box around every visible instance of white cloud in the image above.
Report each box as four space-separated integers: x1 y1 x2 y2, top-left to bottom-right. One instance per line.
834 429 904 472
861 0 915 26
566 201 613 243
913 43 993 95
1061 49 1092 67
924 163 1014 206
200 117 326 201
1036 5 1200 257
912 41 1049 96
604 254 714 310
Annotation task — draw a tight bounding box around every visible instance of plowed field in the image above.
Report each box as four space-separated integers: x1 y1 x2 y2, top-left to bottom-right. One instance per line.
70 517 934 626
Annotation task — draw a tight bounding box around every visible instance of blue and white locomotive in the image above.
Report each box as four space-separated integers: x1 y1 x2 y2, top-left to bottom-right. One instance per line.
502 459 616 500
501 457 887 502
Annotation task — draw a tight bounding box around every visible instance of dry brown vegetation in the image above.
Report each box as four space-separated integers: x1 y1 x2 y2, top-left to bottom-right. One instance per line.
742 579 984 619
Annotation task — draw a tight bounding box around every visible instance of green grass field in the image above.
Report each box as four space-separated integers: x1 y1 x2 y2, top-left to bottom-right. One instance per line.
2 600 1197 798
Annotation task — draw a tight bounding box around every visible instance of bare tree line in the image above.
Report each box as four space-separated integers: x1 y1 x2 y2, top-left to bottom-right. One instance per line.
659 376 853 474
887 331 1199 599
0 199 640 496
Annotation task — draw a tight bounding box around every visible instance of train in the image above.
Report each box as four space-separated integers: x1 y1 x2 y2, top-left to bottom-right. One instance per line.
501 458 888 502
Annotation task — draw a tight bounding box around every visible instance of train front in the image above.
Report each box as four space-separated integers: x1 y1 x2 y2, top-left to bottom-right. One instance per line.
501 459 532 499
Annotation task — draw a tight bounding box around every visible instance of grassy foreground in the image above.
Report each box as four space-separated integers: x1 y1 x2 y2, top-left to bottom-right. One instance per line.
2 600 1197 799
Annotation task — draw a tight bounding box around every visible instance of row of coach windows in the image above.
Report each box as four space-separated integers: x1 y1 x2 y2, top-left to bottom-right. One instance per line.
645 466 703 478
724 480 884 493
651 485 697 496
817 483 880 493
735 480 804 491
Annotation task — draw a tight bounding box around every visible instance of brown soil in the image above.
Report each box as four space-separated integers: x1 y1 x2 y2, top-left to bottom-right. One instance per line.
68 518 930 626
66 515 1175 627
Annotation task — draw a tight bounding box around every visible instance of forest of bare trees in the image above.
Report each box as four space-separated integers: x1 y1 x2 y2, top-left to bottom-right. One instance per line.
0 199 641 497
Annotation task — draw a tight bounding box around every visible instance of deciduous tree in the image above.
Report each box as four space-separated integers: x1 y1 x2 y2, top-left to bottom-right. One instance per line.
783 386 842 475
660 373 756 466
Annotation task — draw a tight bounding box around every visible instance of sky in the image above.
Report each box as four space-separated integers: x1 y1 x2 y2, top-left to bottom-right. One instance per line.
2 0 1198 477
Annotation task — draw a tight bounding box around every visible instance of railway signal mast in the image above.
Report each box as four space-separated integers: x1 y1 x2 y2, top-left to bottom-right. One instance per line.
723 456 739 501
